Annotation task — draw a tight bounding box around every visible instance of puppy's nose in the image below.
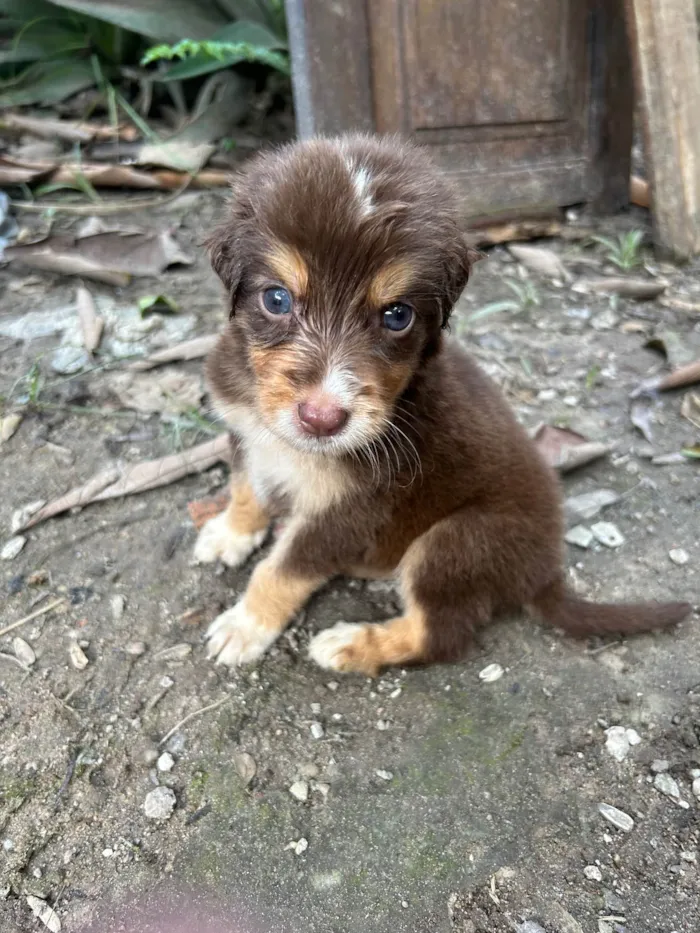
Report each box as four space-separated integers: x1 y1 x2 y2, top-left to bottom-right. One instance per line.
297 400 349 437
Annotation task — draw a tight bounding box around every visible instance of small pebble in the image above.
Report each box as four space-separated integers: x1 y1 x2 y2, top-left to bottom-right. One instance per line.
518 924 547 933
565 489 619 522
692 777 700 799
144 786 176 820
376 770 394 781
654 772 680 799
310 721 324 740
233 752 257 786
598 802 634 833
584 865 603 882
604 726 639 762
110 594 126 620
289 780 309 802
669 548 689 566
157 752 175 772
591 522 625 548
650 759 669 773
479 662 504 683
565 525 594 549
1 535 26 560
68 641 89 671
13 636 36 667
376 719 391 731
124 641 146 657
293 838 308 855
102 848 114 858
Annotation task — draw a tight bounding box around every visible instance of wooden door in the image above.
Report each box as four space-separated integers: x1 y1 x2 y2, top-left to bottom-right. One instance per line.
285 0 633 223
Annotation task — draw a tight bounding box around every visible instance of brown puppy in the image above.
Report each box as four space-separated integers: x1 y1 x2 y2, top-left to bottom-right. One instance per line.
194 134 690 675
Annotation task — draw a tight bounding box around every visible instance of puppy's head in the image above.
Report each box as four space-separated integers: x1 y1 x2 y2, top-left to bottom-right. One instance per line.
208 134 477 456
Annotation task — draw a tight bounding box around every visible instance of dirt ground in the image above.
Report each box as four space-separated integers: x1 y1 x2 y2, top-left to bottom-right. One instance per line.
1 176 699 933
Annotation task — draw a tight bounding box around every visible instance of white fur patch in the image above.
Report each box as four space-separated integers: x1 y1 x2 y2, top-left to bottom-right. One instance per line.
308 622 366 671
322 367 358 408
193 511 266 568
207 600 278 666
352 166 374 217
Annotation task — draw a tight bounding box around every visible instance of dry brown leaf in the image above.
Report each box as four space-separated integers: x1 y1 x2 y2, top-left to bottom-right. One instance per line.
659 296 700 314
19 436 229 531
574 277 666 300
681 392 700 430
128 334 218 372
632 358 700 397
0 113 138 143
468 217 562 247
106 369 203 415
508 243 569 280
6 229 191 285
0 156 55 185
76 286 103 353
187 491 229 530
532 424 610 473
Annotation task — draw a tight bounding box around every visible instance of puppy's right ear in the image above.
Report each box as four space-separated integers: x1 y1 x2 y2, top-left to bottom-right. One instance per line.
205 223 243 313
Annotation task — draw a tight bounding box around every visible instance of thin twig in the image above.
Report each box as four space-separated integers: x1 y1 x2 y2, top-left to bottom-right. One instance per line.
159 694 231 747
54 749 79 810
0 597 66 639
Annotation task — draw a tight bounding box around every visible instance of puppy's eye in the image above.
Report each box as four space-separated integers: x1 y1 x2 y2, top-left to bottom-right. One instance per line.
262 286 292 315
382 302 414 332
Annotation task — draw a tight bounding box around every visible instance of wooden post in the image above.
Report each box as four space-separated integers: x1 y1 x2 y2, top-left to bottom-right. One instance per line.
624 0 700 259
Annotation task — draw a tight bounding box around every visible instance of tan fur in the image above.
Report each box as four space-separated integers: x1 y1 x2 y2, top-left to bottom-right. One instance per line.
367 260 417 307
265 242 308 295
327 611 428 676
226 475 269 535
243 557 325 633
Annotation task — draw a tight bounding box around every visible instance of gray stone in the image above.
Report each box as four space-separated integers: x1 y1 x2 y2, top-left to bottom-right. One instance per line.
565 525 594 549
598 803 634 832
143 786 176 820
289 781 309 802
650 759 669 773
565 489 619 523
654 772 680 799
591 522 625 548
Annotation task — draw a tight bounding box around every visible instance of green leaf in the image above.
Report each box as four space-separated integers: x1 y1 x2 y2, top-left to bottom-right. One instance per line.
43 0 227 42
138 294 180 315
0 58 97 107
209 19 286 49
0 24 90 64
681 443 700 460
466 300 520 324
152 42 289 81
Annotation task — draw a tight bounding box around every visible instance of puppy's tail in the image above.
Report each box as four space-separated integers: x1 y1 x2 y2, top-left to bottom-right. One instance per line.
532 577 691 637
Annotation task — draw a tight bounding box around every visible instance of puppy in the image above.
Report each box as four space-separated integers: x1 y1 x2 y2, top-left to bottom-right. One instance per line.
194 134 690 675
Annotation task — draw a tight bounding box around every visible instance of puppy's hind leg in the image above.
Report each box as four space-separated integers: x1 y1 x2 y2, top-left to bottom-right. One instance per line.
194 473 269 568
308 517 492 676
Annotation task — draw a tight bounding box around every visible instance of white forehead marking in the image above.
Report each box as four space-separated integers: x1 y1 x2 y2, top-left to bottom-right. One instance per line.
344 155 374 218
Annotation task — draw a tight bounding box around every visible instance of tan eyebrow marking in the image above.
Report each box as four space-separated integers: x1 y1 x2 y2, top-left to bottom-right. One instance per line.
265 242 309 295
367 260 416 308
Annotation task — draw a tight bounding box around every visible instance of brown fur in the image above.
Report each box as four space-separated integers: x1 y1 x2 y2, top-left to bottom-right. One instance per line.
201 133 691 675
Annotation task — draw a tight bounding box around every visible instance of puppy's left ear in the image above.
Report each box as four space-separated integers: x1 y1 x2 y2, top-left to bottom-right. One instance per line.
441 235 484 328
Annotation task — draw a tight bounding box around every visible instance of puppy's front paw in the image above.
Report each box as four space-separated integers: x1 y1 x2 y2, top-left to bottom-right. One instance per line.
308 622 374 675
206 601 277 667
193 512 266 568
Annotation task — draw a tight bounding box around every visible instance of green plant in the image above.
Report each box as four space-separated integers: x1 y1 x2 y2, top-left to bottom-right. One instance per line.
464 277 540 326
0 0 288 109
591 230 645 270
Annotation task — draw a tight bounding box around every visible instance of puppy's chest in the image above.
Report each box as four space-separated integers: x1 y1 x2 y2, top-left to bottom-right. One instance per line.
238 421 351 516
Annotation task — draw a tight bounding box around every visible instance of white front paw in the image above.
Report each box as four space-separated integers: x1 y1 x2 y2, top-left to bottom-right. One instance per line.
193 511 266 568
308 622 365 671
206 601 277 667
